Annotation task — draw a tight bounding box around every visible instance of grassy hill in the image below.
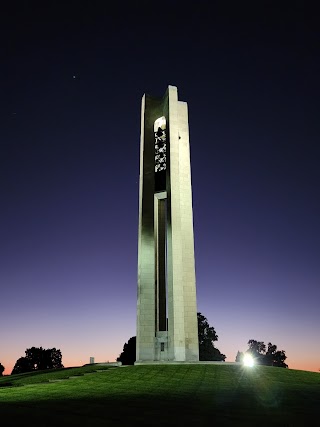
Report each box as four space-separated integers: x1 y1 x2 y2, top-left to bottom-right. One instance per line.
0 364 319 426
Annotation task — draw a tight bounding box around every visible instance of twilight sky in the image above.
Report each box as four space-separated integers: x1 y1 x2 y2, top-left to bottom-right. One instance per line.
1 2 319 375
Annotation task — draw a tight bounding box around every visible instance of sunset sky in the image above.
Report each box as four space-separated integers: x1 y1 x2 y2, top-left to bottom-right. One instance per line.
1 2 319 375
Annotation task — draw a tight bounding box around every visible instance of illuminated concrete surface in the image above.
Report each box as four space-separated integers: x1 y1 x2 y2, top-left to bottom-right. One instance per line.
136 86 199 362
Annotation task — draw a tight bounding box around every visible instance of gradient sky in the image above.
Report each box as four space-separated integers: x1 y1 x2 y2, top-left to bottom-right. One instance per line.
1 2 319 375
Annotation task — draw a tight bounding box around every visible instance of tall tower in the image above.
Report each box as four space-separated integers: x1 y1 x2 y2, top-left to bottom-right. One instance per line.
136 86 199 362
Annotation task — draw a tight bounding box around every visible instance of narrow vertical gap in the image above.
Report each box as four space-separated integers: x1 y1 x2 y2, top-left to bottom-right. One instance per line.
154 196 158 335
165 198 168 331
158 198 167 331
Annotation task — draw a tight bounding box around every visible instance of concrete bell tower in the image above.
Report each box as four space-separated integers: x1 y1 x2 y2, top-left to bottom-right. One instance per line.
136 86 199 362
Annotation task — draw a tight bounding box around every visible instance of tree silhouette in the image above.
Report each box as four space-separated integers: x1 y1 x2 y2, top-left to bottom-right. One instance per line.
246 339 288 368
265 342 288 368
11 347 63 375
235 351 243 362
247 340 266 364
117 336 136 365
198 312 226 361
0 362 5 376
11 357 33 375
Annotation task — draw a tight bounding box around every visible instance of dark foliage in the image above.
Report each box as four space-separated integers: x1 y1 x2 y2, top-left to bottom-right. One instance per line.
247 339 288 368
198 312 226 361
10 357 33 375
117 337 136 365
235 351 243 362
11 347 64 375
0 362 5 376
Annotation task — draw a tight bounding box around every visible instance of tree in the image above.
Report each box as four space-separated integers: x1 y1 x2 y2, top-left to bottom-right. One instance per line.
48 348 64 369
246 340 288 368
11 357 33 375
11 347 63 375
197 312 226 361
117 337 136 365
235 351 243 363
0 362 5 376
247 339 266 364
265 342 288 368
265 342 278 365
24 347 63 370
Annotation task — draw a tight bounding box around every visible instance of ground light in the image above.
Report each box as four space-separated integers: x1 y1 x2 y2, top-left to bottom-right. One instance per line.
243 353 255 367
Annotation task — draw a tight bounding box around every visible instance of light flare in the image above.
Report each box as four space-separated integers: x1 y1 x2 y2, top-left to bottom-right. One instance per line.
243 353 255 367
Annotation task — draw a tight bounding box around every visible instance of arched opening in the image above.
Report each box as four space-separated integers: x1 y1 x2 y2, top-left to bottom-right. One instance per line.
154 116 166 173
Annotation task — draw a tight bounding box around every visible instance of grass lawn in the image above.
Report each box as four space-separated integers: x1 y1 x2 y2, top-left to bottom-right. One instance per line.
0 364 319 426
